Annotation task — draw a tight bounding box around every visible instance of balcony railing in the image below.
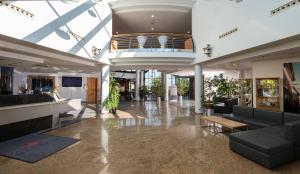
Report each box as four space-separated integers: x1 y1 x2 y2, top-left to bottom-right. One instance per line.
110 33 194 53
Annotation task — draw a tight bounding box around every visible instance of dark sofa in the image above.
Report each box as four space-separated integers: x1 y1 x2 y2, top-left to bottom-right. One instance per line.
224 106 283 129
214 98 238 114
228 107 300 169
230 120 300 169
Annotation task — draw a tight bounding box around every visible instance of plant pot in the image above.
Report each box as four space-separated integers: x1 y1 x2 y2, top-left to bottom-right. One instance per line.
157 97 161 104
178 96 183 102
111 108 117 114
206 108 214 116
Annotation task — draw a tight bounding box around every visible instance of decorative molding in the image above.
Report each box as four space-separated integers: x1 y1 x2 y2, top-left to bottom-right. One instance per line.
0 1 34 18
219 28 238 39
271 0 300 16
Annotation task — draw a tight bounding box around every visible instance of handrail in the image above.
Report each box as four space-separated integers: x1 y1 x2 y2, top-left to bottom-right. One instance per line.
110 33 194 53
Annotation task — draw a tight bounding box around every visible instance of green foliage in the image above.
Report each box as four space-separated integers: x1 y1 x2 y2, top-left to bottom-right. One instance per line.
139 85 148 98
176 78 189 96
103 78 120 113
151 79 164 97
202 74 239 108
211 74 239 98
203 77 216 108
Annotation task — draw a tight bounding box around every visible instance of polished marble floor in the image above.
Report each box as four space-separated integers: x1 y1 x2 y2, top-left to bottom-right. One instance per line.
1 101 300 174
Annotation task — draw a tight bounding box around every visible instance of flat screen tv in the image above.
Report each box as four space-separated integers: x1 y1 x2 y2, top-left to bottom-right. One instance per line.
62 76 82 87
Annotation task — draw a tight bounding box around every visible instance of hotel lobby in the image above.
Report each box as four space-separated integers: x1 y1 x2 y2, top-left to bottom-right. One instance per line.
1 0 300 173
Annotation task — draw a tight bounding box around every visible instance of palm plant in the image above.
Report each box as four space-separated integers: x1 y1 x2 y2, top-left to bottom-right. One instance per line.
103 78 120 114
139 85 148 99
151 79 164 100
177 78 189 97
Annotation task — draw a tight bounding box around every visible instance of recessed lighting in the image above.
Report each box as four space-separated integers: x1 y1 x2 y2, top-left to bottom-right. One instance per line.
187 31 190 34
151 14 155 18
116 31 119 34
151 27 155 31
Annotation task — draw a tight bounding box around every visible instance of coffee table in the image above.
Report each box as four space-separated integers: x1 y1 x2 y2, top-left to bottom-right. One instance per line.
200 116 248 134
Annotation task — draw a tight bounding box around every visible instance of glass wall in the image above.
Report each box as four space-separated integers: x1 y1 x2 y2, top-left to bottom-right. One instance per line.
144 70 161 88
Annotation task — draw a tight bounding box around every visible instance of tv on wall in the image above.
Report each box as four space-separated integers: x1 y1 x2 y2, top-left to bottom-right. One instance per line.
62 76 82 87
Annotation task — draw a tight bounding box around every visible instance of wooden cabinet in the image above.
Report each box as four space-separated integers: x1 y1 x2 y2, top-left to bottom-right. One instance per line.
256 78 280 111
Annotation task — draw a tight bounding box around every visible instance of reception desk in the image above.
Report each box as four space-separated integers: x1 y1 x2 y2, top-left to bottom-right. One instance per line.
0 94 81 142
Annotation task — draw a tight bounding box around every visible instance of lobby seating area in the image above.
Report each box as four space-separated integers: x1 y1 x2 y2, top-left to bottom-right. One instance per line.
228 106 300 169
214 97 238 114
224 106 283 129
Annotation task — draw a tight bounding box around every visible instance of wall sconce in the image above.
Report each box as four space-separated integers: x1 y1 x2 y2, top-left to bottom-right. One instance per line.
203 44 212 57
92 46 101 58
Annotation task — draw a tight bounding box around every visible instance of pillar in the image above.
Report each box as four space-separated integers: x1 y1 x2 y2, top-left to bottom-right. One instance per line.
140 70 144 86
135 70 141 101
163 73 169 101
101 65 110 114
195 64 203 114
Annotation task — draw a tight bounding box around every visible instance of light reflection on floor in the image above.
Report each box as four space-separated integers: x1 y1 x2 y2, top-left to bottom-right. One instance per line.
1 100 300 174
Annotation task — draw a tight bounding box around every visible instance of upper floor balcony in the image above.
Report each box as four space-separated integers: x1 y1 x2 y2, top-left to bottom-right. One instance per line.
110 33 194 53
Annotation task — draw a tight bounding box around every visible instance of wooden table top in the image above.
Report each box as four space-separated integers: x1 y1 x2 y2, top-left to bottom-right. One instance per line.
201 116 247 129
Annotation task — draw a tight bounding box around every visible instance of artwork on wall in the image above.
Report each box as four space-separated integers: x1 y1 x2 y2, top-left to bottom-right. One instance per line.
0 66 14 95
283 62 300 113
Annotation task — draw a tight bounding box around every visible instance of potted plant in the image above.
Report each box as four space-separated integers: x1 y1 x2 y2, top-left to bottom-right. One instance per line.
176 78 189 102
139 85 148 102
203 77 216 116
103 78 120 114
151 79 164 103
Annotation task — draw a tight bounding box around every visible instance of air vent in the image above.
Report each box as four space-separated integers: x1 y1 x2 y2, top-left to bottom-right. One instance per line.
219 28 238 39
67 30 84 41
271 0 300 16
0 0 34 18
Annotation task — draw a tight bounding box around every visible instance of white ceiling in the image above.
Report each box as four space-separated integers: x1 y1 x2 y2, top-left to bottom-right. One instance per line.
113 11 191 34
109 0 193 34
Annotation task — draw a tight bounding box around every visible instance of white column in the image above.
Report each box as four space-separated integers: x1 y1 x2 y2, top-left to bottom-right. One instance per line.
195 64 203 114
163 73 169 101
140 70 144 86
135 70 141 101
101 65 110 114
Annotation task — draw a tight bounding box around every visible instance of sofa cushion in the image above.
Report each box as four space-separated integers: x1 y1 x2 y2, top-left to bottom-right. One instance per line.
284 113 300 123
284 120 300 146
230 127 292 155
233 105 253 120
243 119 280 128
223 114 243 122
254 109 283 125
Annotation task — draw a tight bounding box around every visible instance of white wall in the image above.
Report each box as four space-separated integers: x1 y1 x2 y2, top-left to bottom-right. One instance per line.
13 71 101 102
0 0 112 61
252 57 300 111
193 0 300 62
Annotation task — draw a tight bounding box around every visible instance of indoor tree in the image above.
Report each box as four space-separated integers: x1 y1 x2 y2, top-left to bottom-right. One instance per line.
177 78 189 101
139 85 148 101
103 77 120 114
151 78 164 102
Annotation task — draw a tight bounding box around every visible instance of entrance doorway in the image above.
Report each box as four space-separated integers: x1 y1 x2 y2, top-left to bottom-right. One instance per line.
87 78 98 104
